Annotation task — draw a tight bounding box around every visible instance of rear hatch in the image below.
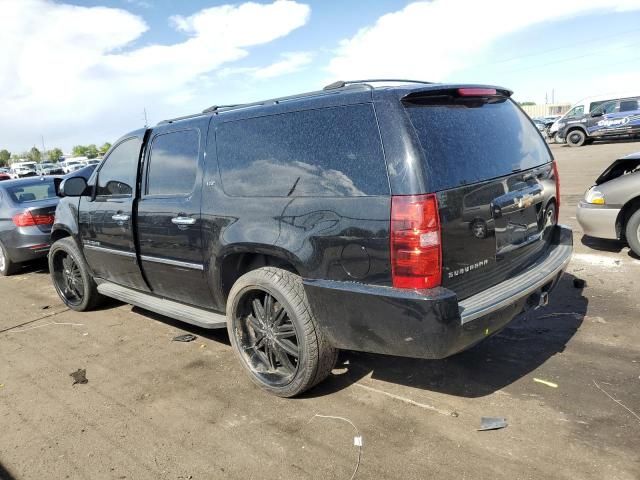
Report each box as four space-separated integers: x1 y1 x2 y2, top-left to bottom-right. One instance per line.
403 87 557 300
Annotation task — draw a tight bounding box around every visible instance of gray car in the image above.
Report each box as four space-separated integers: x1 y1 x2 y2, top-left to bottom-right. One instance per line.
577 151 640 255
0 176 59 275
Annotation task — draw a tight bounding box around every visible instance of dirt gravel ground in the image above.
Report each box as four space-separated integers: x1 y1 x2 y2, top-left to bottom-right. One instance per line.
1 140 640 480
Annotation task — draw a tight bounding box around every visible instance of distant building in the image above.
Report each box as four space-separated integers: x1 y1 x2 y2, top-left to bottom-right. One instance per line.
521 103 571 118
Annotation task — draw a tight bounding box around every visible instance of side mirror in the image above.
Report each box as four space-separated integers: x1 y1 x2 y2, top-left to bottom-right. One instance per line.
591 111 604 118
58 176 88 197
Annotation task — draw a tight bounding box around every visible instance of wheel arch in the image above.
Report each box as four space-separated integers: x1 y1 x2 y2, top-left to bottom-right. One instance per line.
616 195 640 240
217 246 304 302
51 226 73 243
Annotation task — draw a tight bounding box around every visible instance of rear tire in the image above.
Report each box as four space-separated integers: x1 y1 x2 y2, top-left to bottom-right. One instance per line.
49 237 103 311
625 209 640 257
0 241 19 276
566 129 587 147
227 267 338 397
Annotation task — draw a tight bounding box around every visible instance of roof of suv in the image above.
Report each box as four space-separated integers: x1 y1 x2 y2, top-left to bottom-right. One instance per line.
152 80 511 128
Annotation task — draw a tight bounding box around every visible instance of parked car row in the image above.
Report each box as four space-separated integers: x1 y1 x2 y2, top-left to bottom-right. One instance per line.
1 158 103 181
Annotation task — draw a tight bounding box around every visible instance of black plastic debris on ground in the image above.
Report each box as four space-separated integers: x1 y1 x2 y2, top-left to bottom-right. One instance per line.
173 334 197 342
573 278 586 288
478 417 508 431
70 369 88 385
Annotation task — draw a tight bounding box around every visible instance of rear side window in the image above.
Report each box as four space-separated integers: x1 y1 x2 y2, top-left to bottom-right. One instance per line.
216 104 388 197
405 97 551 191
620 99 639 112
7 180 57 203
147 130 199 196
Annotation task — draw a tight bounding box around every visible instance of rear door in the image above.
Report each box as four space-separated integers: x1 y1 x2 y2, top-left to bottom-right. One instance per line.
79 136 148 290
136 119 212 308
403 90 556 300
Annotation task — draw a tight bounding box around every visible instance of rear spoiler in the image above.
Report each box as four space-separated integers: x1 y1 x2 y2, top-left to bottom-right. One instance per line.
402 85 513 104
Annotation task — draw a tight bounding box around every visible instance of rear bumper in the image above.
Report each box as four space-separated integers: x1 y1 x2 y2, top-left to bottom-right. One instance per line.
304 225 573 359
576 201 620 240
3 228 51 263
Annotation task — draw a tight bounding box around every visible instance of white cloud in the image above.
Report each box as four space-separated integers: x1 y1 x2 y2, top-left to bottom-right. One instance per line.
253 52 314 79
218 51 314 80
326 0 640 82
0 0 310 151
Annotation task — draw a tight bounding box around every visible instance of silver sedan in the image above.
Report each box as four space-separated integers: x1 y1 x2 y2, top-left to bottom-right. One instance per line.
577 152 640 255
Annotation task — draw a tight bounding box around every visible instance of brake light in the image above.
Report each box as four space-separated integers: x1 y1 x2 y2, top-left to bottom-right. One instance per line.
12 211 54 227
391 194 442 289
552 161 560 220
457 88 497 97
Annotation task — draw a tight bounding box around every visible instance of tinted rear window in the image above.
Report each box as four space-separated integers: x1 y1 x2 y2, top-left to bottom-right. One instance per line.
405 97 551 191
216 104 388 197
7 180 57 203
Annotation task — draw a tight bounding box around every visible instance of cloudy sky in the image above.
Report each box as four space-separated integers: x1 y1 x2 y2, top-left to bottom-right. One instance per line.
2 0 640 152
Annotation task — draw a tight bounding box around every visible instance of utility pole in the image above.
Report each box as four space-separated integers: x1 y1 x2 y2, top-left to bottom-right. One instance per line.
552 88 555 104
143 108 148 128
41 135 46 161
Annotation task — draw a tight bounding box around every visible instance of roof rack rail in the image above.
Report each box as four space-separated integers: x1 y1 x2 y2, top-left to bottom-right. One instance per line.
157 112 207 125
323 79 434 90
202 104 241 114
158 83 373 125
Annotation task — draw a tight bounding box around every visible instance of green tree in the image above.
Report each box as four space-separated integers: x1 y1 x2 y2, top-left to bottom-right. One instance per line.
72 145 88 157
48 148 63 162
0 149 10 167
86 144 99 159
27 147 41 162
99 142 112 156
11 151 26 160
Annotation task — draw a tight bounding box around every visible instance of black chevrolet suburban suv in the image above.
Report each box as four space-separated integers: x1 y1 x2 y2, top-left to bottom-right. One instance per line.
50 80 573 397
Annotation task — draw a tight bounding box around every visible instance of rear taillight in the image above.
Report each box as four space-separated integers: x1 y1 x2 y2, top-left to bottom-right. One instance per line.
391 194 442 290
12 211 54 227
552 161 560 220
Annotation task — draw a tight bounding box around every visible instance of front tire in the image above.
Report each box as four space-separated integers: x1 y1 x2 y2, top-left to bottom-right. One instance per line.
0 241 19 276
227 267 338 397
625 209 640 257
49 237 103 311
566 129 587 147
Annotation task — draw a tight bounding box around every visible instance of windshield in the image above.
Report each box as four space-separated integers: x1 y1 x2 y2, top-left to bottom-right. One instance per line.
405 97 551 191
7 179 57 203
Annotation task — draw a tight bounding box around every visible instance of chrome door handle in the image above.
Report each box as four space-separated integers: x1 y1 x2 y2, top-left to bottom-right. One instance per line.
112 213 130 222
171 216 196 226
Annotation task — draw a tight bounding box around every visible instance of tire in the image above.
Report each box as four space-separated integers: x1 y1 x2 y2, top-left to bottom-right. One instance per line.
48 237 103 311
625 209 640 257
227 267 338 397
553 132 563 144
0 241 19 276
566 129 587 147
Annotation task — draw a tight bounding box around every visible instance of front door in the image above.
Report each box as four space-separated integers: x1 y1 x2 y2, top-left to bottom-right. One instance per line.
136 120 213 308
79 135 148 291
586 99 619 137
